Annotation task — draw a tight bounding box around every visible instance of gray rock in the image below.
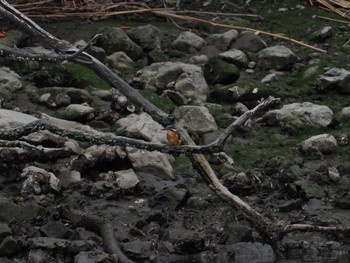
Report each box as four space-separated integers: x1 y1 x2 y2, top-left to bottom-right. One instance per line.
0 224 11 242
96 27 143 59
63 104 95 121
37 87 93 105
328 166 340 182
171 31 206 53
107 51 134 69
40 221 73 239
160 186 189 210
338 106 350 121
257 45 298 70
28 237 93 253
122 240 153 260
0 198 39 223
174 105 218 134
127 24 161 52
206 29 239 51
315 68 350 93
231 31 267 53
100 169 140 189
312 26 332 43
227 242 275 263
0 109 37 130
303 66 319 79
218 49 248 68
261 73 278 84
300 134 337 154
135 62 209 102
263 102 333 131
0 67 22 93
163 90 190 105
0 236 19 256
167 228 205 253
57 169 81 188
75 251 109 263
188 54 209 66
127 148 175 180
116 113 174 180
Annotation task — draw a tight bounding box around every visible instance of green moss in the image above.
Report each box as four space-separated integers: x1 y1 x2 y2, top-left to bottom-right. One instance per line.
173 155 193 175
62 63 110 90
138 90 175 113
207 106 234 128
204 58 240 85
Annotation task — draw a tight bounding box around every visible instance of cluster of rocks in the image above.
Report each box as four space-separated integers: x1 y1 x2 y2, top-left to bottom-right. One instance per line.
0 12 350 262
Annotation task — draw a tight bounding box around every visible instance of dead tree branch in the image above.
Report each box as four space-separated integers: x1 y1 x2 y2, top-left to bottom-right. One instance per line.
0 97 278 155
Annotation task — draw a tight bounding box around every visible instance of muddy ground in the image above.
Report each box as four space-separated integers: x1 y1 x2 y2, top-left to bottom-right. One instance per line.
2 0 350 262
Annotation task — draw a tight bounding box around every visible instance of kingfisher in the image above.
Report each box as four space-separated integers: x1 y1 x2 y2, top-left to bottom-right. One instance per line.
163 126 181 146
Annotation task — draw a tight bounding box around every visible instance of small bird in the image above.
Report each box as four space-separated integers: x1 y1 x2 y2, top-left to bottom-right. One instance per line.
163 126 181 146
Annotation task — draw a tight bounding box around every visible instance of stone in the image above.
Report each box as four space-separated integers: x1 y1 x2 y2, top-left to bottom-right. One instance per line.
28 237 93 253
174 106 218 134
87 45 107 64
206 29 239 51
257 45 298 70
328 166 340 182
0 223 11 243
316 68 350 93
218 49 248 68
127 148 175 180
163 90 190 105
312 26 333 43
96 27 143 59
101 169 140 189
226 242 275 263
0 236 19 256
147 49 169 63
159 187 189 210
0 198 39 223
263 102 333 131
57 169 81 188
261 73 278 84
303 66 319 79
231 31 267 53
338 106 350 121
0 109 38 130
127 24 161 52
135 62 209 102
122 240 153 259
107 51 134 69
188 54 209 66
171 31 206 53
167 228 205 253
40 221 74 239
75 251 109 263
0 67 22 93
300 134 337 154
203 57 240 85
63 104 95 121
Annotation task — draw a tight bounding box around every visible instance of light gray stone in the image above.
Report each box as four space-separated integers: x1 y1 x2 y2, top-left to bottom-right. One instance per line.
263 102 333 131
338 106 350 121
231 31 267 53
218 49 248 68
0 109 37 130
112 169 140 189
261 73 278 84
63 104 95 121
0 67 22 93
257 45 297 70
312 26 333 43
174 106 217 134
172 31 206 53
135 62 209 102
107 51 134 69
300 134 337 154
206 29 239 51
316 68 350 93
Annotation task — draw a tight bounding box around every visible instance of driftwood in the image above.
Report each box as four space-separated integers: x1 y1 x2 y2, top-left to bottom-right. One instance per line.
2 0 350 259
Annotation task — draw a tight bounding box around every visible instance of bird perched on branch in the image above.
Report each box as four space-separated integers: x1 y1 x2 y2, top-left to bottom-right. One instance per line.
163 126 181 146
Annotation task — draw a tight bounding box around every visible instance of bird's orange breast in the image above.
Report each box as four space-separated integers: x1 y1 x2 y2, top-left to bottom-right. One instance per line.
166 130 181 146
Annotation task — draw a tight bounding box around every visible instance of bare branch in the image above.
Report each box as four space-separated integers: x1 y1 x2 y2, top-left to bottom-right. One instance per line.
0 34 102 62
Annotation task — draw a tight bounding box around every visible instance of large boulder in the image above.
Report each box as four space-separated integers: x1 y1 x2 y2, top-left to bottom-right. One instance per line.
135 62 209 102
263 102 333 131
257 45 297 70
95 27 143 60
